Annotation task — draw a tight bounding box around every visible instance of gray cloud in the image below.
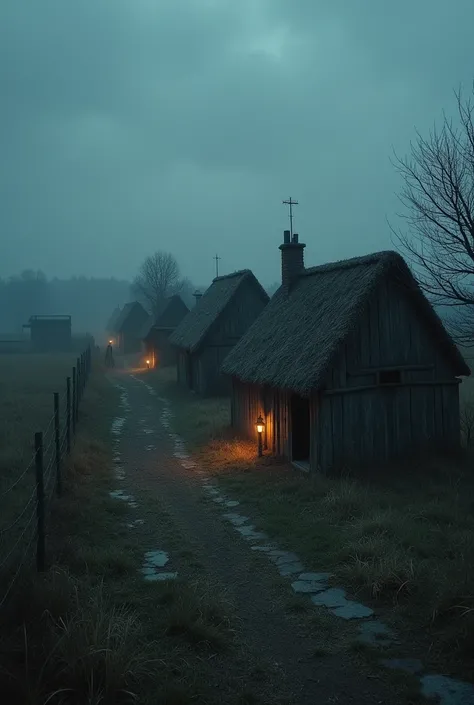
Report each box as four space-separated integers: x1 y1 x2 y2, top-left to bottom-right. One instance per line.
1 0 474 286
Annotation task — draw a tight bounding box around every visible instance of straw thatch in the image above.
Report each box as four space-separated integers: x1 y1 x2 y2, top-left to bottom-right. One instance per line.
113 301 147 334
169 270 269 353
141 295 189 340
106 306 122 332
222 250 470 395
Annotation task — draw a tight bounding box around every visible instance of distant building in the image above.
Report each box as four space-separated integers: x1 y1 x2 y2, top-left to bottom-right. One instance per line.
141 295 189 367
105 306 122 340
112 302 149 354
23 315 72 353
169 270 269 396
222 231 471 473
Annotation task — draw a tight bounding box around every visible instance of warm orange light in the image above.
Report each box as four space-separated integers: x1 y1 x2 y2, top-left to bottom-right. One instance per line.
109 339 113 345
256 415 265 434
146 359 150 365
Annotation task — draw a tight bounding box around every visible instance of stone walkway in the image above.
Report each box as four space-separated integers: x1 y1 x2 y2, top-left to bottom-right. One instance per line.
106 370 474 705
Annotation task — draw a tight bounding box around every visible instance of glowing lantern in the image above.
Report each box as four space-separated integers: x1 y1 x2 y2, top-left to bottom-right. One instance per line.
255 415 265 457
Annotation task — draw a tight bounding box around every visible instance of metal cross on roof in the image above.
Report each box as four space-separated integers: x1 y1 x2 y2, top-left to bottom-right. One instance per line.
214 253 221 278
282 197 298 238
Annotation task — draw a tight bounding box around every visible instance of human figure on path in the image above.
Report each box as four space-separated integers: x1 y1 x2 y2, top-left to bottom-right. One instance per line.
105 341 115 368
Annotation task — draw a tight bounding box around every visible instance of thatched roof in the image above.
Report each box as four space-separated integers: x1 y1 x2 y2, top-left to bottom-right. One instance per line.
141 295 189 340
113 301 147 334
106 306 121 332
222 250 470 395
169 270 269 353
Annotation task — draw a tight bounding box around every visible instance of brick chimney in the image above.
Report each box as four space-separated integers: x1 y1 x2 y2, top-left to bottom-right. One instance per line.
193 290 202 306
279 230 305 291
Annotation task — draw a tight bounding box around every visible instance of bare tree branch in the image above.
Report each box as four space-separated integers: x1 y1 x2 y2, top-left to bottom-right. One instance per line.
389 81 474 345
131 251 182 318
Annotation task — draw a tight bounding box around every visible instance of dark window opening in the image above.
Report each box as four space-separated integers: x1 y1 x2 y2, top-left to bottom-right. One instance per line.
379 369 401 385
291 394 310 461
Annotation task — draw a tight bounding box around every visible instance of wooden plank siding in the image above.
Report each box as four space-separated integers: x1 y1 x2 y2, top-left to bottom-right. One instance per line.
231 379 290 457
314 278 462 471
174 275 268 397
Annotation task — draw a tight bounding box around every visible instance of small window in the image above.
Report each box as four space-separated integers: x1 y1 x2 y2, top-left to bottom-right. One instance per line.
379 369 401 385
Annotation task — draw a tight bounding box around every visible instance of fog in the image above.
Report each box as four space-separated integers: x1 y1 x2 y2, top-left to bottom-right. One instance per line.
1 0 473 335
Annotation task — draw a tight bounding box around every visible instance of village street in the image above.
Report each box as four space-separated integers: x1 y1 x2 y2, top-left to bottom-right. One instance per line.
106 368 403 705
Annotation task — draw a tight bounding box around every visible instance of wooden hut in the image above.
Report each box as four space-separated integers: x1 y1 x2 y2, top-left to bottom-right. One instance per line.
222 231 470 472
141 295 189 367
169 270 269 396
113 301 149 354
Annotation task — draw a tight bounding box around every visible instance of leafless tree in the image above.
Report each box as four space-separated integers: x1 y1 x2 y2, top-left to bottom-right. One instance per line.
132 251 182 318
391 83 474 345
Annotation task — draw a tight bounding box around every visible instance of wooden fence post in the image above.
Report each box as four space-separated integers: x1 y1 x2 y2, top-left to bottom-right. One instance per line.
53 392 61 496
76 356 81 418
34 432 45 572
66 376 71 454
72 367 76 435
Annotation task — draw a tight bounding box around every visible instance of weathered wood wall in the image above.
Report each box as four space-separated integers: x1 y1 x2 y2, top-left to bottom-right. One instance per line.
146 330 176 367
315 278 461 471
188 278 269 397
231 379 290 456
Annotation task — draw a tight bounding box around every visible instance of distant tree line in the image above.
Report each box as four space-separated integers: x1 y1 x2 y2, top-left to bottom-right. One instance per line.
0 270 131 339
1 255 279 340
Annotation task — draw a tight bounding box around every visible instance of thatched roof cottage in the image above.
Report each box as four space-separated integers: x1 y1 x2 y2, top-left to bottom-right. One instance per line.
222 230 470 472
141 295 189 367
169 270 269 396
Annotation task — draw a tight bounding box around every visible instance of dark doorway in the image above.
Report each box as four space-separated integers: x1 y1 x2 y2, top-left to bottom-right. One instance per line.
291 394 310 462
186 353 193 390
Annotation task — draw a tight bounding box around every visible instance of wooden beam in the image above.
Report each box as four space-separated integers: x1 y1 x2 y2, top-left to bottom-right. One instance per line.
323 379 461 396
347 364 434 376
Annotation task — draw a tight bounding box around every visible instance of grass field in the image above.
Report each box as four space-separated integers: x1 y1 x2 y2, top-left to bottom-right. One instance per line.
0 353 82 596
149 365 474 684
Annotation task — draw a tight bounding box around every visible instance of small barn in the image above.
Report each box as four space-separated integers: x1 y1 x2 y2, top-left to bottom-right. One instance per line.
23 315 72 352
112 301 149 354
222 231 470 473
141 295 189 367
169 270 269 396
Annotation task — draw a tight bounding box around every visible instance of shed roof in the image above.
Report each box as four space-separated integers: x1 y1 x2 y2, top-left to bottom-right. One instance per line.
222 250 470 394
169 270 268 353
141 295 189 339
106 306 122 332
113 301 146 333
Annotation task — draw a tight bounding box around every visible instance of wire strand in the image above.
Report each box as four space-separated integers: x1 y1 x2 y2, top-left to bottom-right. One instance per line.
0 508 36 571
0 489 36 535
0 454 35 499
0 529 35 610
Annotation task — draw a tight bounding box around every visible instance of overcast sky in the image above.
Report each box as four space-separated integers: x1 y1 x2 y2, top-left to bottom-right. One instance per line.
1 0 473 287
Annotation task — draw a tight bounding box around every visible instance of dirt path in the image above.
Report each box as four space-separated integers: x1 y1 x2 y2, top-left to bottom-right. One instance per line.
109 370 401 705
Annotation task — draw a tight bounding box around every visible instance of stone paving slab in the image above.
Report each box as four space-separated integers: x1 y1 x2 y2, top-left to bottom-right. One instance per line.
299 572 333 582
420 674 474 705
311 588 349 608
331 602 374 620
291 579 327 594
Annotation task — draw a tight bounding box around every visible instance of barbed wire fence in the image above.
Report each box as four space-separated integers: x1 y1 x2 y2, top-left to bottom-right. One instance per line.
0 346 93 610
